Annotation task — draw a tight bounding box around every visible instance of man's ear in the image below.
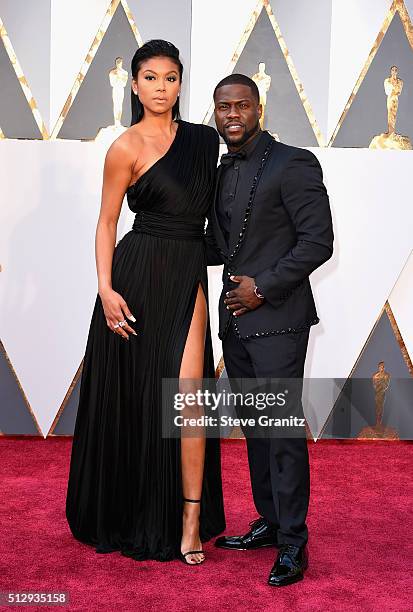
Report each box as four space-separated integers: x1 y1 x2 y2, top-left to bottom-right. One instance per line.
257 103 263 119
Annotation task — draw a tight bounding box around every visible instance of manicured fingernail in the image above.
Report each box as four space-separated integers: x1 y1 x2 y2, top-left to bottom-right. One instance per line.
226 292 230 297
132 331 138 336
230 276 235 280
128 314 136 322
226 306 230 310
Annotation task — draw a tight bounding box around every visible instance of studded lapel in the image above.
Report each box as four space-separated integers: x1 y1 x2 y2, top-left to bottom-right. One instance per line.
227 132 274 264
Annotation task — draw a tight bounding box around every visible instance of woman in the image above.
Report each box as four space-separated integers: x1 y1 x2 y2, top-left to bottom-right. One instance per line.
66 40 225 564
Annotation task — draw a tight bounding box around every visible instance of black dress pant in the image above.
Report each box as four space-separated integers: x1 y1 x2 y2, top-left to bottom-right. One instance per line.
223 319 310 547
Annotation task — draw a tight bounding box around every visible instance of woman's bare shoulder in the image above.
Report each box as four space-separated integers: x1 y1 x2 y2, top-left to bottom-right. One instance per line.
105 126 142 167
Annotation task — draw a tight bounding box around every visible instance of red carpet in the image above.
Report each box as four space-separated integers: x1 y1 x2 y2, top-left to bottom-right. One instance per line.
0 438 412 611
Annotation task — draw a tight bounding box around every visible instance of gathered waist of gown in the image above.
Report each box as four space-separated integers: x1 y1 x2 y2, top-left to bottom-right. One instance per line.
132 209 205 241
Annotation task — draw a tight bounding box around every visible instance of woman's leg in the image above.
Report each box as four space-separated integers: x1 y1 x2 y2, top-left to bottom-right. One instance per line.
179 283 207 564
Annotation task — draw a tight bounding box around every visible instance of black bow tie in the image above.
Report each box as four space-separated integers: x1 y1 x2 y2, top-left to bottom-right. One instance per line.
220 150 247 166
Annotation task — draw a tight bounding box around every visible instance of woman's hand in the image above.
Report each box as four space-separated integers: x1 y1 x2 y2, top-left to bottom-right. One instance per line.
99 287 137 339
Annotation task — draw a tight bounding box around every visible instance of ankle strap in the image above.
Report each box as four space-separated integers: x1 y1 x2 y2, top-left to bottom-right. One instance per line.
183 497 201 503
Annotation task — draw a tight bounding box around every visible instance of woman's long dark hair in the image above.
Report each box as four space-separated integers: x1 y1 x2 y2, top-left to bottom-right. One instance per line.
130 39 183 126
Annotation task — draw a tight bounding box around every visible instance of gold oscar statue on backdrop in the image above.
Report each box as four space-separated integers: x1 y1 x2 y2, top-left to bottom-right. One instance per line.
252 62 271 130
111 57 129 127
357 361 399 439
251 62 279 140
95 57 128 142
385 66 403 134
369 66 412 150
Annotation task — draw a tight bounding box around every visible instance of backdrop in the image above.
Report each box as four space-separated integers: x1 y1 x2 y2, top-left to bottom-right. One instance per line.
0 0 412 439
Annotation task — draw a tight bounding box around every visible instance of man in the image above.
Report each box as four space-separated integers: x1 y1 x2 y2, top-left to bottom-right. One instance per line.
205 74 333 587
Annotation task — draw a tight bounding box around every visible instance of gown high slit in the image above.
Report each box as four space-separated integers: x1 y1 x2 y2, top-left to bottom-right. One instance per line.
65 120 226 561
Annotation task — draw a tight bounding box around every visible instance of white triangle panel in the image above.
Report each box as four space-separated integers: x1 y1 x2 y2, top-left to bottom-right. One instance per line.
189 0 259 122
50 0 111 132
388 250 413 366
303 148 413 435
404 0 413 19
328 0 392 141
0 139 134 435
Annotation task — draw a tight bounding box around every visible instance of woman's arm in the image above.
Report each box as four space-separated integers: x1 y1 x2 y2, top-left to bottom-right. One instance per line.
95 138 137 339
204 214 225 266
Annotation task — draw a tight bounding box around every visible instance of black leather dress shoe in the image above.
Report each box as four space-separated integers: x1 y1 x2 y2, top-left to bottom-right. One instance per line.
268 544 308 587
214 517 278 550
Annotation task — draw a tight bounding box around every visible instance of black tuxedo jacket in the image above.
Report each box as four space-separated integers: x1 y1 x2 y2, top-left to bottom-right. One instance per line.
205 130 334 341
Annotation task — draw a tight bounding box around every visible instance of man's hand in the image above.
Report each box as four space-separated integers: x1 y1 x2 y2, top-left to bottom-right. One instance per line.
224 275 264 317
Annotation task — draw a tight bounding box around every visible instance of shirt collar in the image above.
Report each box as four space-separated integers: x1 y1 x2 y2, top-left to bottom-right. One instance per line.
231 129 263 160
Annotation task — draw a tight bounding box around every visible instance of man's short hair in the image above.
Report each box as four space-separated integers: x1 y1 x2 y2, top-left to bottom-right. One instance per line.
213 73 260 103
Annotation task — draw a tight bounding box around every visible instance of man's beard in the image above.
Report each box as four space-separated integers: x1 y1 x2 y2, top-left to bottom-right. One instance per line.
218 119 260 148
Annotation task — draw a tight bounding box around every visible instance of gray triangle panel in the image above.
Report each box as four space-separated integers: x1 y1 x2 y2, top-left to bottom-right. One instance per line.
321 310 413 439
209 8 318 147
0 341 41 434
58 3 140 139
127 0 192 118
51 375 81 435
0 1 51 132
0 36 42 138
333 13 413 147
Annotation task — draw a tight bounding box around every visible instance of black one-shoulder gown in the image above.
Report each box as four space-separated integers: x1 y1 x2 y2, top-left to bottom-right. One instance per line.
66 120 225 561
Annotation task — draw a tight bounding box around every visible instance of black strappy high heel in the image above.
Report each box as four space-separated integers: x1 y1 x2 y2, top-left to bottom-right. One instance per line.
179 498 205 565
